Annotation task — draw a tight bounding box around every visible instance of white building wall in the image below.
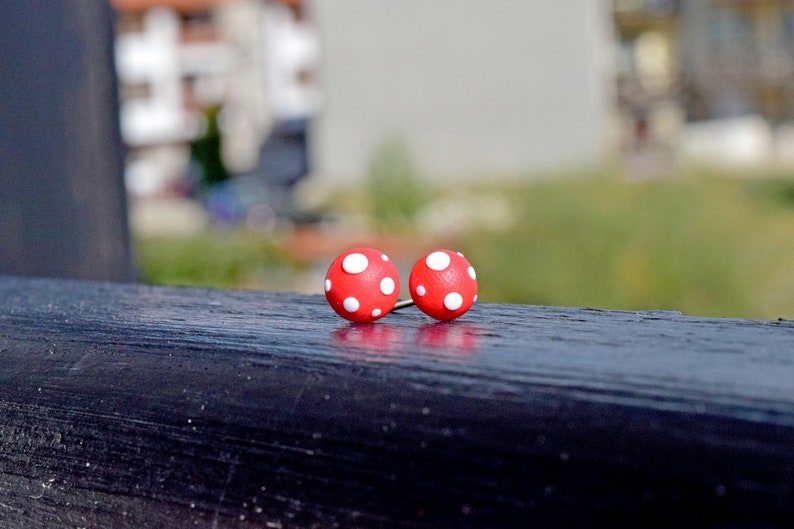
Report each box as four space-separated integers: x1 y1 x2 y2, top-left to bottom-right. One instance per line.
115 7 190 146
311 0 614 183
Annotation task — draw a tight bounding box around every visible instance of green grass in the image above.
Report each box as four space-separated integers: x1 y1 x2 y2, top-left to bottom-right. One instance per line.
134 170 794 320
460 172 794 319
135 229 300 291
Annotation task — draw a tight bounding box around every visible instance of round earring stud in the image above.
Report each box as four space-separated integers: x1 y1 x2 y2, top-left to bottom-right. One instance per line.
409 249 478 321
324 247 400 323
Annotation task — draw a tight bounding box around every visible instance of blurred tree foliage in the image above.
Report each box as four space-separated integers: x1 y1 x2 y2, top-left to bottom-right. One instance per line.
190 106 230 187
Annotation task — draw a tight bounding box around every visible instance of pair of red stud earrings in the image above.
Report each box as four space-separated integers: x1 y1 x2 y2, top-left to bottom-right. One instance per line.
324 247 478 323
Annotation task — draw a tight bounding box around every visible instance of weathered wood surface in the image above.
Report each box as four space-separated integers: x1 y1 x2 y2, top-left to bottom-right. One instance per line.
0 276 793 528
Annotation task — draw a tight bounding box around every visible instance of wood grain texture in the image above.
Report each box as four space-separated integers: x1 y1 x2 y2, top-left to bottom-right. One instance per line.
0 276 792 528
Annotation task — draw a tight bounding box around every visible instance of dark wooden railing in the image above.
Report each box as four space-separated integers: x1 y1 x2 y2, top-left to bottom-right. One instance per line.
1 275 792 527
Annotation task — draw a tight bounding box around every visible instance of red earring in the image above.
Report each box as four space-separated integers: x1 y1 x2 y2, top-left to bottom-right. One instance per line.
324 247 400 323
408 250 477 321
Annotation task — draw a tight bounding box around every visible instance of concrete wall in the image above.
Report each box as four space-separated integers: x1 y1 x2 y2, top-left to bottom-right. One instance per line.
311 0 614 184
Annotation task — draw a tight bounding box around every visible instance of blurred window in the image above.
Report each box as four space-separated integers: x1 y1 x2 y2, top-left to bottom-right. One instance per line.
783 8 794 55
707 6 755 74
116 12 144 34
708 8 753 52
123 82 152 101
180 10 216 43
617 39 638 77
614 0 678 15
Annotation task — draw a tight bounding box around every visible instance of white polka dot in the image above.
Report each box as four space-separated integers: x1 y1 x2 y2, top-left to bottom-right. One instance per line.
444 292 463 311
381 254 389 261
380 277 395 296
324 279 332 292
416 285 426 296
473 294 478 302
342 253 368 274
371 308 382 318
425 251 450 271
468 266 476 280
343 297 359 313
457 252 464 257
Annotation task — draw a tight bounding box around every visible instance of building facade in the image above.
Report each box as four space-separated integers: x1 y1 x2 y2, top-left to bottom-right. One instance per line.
312 0 615 184
111 0 616 194
615 0 794 165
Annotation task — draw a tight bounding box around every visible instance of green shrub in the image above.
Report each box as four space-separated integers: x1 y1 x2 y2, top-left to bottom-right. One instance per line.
365 141 428 231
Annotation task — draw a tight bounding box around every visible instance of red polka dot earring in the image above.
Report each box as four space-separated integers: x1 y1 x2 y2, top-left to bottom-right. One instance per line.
324 247 477 322
324 247 400 323
408 250 478 321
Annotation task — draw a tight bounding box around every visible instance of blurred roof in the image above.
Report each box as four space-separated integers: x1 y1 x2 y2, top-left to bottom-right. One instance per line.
110 0 229 14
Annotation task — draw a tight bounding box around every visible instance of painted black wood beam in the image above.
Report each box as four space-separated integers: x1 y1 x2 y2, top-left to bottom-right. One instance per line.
0 276 792 527
0 1 132 281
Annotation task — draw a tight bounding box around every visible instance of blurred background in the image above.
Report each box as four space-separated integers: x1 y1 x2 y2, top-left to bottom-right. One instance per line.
2 0 794 320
